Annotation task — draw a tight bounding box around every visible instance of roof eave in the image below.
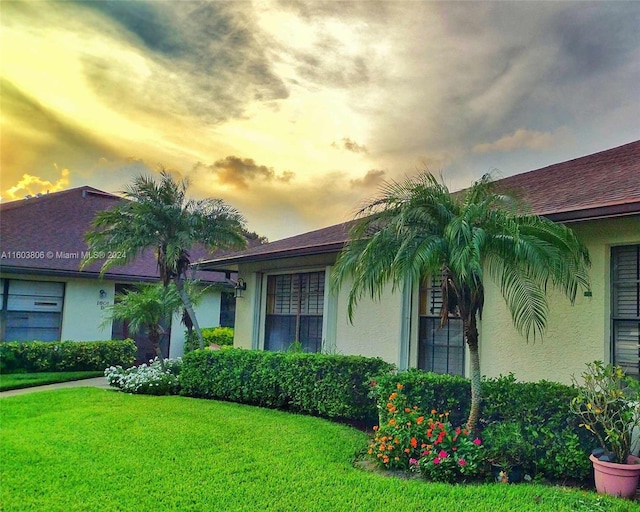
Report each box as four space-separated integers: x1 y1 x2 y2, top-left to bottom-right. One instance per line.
197 241 346 270
543 202 640 223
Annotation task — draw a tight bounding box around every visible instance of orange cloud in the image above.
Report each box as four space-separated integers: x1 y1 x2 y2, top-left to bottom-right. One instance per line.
3 168 70 201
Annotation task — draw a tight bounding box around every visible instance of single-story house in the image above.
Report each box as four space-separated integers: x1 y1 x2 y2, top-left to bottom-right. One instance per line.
0 186 238 362
198 140 640 383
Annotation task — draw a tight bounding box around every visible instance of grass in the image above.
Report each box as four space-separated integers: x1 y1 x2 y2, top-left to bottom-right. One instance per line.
0 371 104 391
1 389 638 512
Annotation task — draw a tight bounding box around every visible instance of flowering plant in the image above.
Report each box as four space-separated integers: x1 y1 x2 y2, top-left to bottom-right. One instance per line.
105 357 182 395
411 411 483 483
368 383 426 469
570 361 640 464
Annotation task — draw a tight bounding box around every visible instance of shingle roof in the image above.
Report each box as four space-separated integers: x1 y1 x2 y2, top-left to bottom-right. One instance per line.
494 139 640 221
200 140 640 270
0 186 230 283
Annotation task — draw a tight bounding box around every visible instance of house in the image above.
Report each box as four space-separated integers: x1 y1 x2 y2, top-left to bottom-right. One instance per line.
0 186 237 362
198 140 640 384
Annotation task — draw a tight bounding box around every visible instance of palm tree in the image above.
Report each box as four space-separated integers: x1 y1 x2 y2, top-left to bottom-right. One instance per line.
332 173 591 431
83 170 247 349
103 283 185 370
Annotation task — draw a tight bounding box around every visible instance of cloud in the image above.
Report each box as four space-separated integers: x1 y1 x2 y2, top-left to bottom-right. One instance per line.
200 156 295 190
332 137 368 154
350 169 386 189
79 1 289 125
4 168 70 201
472 129 562 154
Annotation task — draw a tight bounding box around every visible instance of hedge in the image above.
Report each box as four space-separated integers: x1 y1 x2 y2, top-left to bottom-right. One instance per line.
0 339 137 373
372 370 594 481
180 349 394 422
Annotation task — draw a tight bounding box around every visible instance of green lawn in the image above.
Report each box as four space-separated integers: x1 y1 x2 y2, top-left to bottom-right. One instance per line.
0 371 104 391
1 388 637 512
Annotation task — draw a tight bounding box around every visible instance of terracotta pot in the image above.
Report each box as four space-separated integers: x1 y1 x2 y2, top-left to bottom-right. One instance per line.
589 453 640 498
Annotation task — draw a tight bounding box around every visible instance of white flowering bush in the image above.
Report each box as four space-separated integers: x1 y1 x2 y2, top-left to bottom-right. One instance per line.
105 357 182 395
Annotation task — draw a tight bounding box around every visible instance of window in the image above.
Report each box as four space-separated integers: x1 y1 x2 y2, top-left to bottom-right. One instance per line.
265 272 325 352
418 276 465 376
0 279 64 342
612 245 640 377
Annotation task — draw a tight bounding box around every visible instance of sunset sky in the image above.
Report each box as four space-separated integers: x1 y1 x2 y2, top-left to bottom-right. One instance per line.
1 1 639 240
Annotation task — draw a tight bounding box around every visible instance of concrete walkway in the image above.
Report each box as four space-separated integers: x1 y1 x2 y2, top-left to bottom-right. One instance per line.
0 376 111 398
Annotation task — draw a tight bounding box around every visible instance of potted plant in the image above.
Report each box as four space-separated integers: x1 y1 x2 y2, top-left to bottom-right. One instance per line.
482 421 532 483
570 361 640 498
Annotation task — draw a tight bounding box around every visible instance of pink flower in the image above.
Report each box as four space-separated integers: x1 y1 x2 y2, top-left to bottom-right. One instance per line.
438 450 448 459
472 438 482 445
457 458 467 466
433 457 441 465
409 458 419 466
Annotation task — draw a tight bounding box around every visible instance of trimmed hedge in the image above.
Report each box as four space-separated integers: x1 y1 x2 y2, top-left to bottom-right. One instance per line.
180 349 394 422
202 327 234 347
372 371 594 482
0 339 137 373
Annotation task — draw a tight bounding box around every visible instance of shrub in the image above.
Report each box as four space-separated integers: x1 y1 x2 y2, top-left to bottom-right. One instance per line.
105 357 181 395
0 339 136 373
371 368 471 427
368 382 483 483
412 412 484 483
180 349 394 422
184 327 234 353
372 370 594 482
202 327 234 347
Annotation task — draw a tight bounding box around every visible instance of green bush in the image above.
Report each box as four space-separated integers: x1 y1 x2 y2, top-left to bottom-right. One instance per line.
372 368 471 427
184 326 234 353
0 339 136 373
371 370 593 482
180 349 394 422
202 327 234 346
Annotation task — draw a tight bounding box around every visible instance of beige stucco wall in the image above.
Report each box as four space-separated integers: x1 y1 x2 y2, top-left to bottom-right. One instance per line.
479 216 640 384
62 278 116 340
334 277 404 365
169 288 222 357
234 255 405 365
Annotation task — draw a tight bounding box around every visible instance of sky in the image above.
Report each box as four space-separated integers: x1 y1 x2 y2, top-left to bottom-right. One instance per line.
1 1 639 241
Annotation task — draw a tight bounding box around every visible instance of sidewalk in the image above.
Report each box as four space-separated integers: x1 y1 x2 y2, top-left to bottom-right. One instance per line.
0 377 111 398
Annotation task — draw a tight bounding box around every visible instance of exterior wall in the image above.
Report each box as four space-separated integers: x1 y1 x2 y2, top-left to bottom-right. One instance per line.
235 255 405 365
0 272 224 356
169 288 222 357
334 275 404 365
479 216 640 384
61 279 116 340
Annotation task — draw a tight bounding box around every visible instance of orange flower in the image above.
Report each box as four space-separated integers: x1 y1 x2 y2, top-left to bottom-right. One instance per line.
389 419 396 426
394 456 400 461
416 416 424 425
410 437 418 448
405 407 411 413
431 409 437 415
373 425 379 431
397 383 404 390
404 448 410 453
389 392 398 400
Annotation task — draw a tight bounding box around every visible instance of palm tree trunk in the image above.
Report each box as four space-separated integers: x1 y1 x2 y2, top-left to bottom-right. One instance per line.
465 318 481 433
174 275 205 350
148 325 166 371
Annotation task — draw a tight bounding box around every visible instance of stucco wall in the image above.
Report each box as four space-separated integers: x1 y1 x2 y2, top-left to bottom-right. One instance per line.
169 288 222 357
479 216 640 384
62 279 116 340
334 276 404 365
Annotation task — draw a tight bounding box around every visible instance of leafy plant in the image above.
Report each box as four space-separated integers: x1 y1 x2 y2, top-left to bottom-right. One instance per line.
413 411 484 483
0 340 136 373
332 172 591 431
570 361 640 463
83 170 247 349
105 357 182 395
482 421 532 470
